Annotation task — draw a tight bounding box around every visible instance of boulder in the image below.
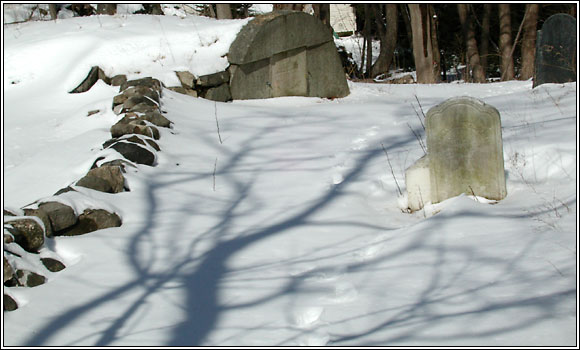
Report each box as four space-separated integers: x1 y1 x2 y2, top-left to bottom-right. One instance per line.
176 71 196 89
15 269 46 287
124 102 160 114
70 66 110 93
110 119 160 139
107 141 156 166
120 77 163 94
41 257 66 272
4 218 45 253
76 165 125 193
197 70 230 87
23 207 54 238
38 201 77 233
55 209 122 236
167 86 198 97
110 74 128 86
203 83 232 102
4 294 18 311
4 256 14 283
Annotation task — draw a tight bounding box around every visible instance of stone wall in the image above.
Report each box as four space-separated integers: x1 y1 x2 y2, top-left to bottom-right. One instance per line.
4 75 173 312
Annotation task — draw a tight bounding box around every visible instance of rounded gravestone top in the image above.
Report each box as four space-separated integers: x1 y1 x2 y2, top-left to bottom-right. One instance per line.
427 96 500 118
227 11 334 65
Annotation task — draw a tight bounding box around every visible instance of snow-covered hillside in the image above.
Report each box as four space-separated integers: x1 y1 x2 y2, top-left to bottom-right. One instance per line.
2 13 577 347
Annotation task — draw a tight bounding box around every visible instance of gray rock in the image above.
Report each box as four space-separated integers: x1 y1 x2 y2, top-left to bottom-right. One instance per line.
197 70 230 87
108 141 156 166
120 77 163 94
41 257 66 272
4 256 14 283
56 209 122 236
16 269 46 287
110 119 160 140
23 207 54 238
140 111 172 128
76 165 125 193
203 83 232 102
176 71 196 89
167 86 198 97
4 218 45 252
111 74 127 86
125 102 160 114
4 294 18 311
70 66 110 93
38 201 78 233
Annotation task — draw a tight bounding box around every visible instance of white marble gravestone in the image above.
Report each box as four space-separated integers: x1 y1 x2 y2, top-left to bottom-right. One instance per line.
426 96 507 205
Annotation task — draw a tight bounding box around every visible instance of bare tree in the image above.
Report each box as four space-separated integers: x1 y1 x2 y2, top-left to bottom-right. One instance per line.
312 4 330 26
371 4 398 77
273 4 304 11
408 4 439 83
479 4 492 78
498 4 514 80
97 4 116 15
520 4 540 80
216 4 232 19
48 4 58 20
457 4 486 83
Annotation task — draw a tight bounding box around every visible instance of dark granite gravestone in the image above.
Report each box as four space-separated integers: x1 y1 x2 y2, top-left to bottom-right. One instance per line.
533 14 577 88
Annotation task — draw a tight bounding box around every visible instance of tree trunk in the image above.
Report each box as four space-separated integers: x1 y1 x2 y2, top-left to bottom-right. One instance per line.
273 4 304 11
408 4 438 83
364 5 373 78
480 4 491 78
520 4 540 80
371 4 398 77
313 4 330 26
498 4 514 80
457 4 486 83
216 4 232 19
429 5 441 82
400 4 413 44
49 4 58 20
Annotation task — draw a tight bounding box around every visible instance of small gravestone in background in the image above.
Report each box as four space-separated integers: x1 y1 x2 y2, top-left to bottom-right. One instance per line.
405 97 507 212
533 13 577 88
426 97 507 204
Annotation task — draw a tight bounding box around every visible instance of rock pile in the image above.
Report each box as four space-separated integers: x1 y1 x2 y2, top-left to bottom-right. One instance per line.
4 76 173 312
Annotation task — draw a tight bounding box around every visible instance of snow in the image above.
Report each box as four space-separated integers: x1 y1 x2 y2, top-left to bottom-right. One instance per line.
2 14 578 347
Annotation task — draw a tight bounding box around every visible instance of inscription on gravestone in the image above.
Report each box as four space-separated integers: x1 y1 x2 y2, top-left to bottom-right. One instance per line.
533 13 577 88
426 97 507 204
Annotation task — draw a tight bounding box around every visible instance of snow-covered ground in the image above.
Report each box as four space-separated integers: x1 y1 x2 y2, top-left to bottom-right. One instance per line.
3 13 578 347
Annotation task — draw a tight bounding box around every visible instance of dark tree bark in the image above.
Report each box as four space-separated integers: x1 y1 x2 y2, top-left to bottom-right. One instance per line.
313 4 330 26
409 4 439 83
273 4 304 11
520 4 540 80
371 4 398 77
480 4 492 78
457 4 486 83
48 4 58 19
97 4 116 15
364 5 373 77
498 4 515 80
216 4 232 19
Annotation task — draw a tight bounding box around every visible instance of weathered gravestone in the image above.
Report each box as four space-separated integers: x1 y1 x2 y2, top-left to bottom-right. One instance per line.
533 14 577 88
227 11 349 100
405 97 507 211
426 97 507 204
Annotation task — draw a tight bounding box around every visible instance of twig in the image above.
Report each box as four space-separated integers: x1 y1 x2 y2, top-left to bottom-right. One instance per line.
413 94 426 130
213 157 217 192
381 143 402 196
406 123 427 155
214 101 223 144
468 185 480 202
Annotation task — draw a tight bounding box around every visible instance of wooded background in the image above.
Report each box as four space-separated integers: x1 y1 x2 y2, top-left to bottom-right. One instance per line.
44 3 578 83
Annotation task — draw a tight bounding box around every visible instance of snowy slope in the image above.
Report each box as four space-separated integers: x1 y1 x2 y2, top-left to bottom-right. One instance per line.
2 14 578 347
